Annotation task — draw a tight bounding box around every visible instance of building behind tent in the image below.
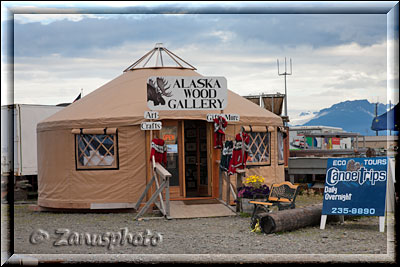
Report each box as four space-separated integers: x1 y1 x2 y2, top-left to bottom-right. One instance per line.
289 126 352 150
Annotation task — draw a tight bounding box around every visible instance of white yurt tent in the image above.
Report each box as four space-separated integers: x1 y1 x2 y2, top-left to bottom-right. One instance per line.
37 44 284 209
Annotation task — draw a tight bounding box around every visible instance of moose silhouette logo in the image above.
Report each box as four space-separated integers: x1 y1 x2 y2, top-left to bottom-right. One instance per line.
147 77 172 106
146 76 227 110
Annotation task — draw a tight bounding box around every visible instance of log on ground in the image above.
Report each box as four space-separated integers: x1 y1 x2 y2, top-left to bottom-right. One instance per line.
255 204 340 234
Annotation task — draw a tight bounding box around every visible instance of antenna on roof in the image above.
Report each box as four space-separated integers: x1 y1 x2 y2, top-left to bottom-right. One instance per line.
277 57 292 126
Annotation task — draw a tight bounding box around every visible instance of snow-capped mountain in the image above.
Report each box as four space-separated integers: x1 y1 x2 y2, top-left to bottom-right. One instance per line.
289 100 391 135
289 111 318 126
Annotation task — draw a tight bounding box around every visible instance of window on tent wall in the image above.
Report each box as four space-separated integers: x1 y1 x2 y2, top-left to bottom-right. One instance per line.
73 128 119 170
246 131 271 166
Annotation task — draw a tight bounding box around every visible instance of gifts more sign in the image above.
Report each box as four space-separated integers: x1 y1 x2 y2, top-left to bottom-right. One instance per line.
147 76 227 110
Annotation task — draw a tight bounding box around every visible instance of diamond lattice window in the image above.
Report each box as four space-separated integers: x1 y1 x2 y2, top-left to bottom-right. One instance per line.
73 129 118 170
246 131 271 165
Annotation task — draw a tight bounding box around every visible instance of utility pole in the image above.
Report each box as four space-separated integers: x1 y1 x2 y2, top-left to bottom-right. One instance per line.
277 57 292 126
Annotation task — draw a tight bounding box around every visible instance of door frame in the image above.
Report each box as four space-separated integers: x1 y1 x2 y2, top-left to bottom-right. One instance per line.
183 120 212 198
146 119 218 201
161 120 183 199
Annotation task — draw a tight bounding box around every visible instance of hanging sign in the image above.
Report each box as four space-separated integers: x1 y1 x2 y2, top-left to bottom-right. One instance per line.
144 111 159 120
332 137 340 146
147 76 227 110
206 113 240 122
321 157 387 217
141 121 162 131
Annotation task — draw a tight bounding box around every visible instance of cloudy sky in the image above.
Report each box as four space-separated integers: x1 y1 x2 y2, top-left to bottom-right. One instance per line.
1 1 399 119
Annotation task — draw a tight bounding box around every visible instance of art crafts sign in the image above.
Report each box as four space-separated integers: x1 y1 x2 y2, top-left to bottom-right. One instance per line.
141 122 162 131
322 157 388 216
147 76 227 110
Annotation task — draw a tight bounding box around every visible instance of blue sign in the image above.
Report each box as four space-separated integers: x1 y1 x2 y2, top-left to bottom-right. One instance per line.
322 157 387 216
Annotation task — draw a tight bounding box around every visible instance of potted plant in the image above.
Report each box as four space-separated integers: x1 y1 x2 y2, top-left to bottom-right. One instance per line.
236 175 270 213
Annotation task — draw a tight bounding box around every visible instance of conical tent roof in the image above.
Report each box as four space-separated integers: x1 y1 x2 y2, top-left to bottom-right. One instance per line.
123 43 196 71
38 45 282 131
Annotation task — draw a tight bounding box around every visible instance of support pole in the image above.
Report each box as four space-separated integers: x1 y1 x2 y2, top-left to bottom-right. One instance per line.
218 167 223 200
153 156 166 214
165 177 170 217
379 216 385 232
375 103 378 136
236 170 246 212
320 215 327 229
225 172 230 206
236 169 245 190
277 57 292 126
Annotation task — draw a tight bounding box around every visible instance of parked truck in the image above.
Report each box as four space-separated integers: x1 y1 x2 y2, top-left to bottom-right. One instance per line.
1 104 64 200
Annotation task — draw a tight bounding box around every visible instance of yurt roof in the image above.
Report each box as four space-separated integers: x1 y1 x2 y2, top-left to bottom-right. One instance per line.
38 45 283 131
123 43 196 71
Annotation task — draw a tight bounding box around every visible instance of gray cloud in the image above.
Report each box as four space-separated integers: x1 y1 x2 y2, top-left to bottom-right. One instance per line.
6 11 395 110
12 14 387 59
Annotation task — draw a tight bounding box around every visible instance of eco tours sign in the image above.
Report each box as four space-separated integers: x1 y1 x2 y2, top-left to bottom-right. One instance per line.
321 157 388 217
147 76 227 110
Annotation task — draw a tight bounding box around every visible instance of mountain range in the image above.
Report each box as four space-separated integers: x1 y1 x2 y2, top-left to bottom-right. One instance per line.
289 99 393 135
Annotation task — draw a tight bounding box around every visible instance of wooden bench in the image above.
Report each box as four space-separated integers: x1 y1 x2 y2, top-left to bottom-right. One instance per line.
249 182 300 226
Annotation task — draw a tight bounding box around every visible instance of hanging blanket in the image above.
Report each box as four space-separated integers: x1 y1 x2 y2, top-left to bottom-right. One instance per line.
150 138 167 166
213 116 228 149
220 140 233 171
228 132 250 175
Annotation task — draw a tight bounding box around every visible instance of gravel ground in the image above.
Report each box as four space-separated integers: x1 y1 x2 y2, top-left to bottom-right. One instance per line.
6 193 394 258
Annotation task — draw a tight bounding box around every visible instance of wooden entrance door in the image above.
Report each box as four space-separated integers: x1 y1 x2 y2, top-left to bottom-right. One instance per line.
184 120 211 197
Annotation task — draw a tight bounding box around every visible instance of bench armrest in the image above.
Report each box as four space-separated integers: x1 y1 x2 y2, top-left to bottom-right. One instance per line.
249 201 273 206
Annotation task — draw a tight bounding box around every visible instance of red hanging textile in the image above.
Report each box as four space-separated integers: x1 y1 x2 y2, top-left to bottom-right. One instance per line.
228 132 250 175
213 116 228 149
150 138 167 166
